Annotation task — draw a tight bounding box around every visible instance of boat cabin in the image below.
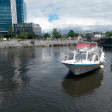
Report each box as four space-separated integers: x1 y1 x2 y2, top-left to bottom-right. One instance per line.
66 42 101 62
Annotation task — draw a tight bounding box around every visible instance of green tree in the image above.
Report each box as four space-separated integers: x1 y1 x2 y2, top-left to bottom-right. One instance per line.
0 34 4 40
67 30 78 38
67 30 75 37
27 32 35 39
74 32 79 37
105 31 112 37
61 34 68 38
18 32 27 39
17 32 36 39
8 26 14 38
44 33 51 39
52 28 61 39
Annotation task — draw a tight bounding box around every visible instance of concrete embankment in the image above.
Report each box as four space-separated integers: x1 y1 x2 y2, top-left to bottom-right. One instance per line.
0 39 77 48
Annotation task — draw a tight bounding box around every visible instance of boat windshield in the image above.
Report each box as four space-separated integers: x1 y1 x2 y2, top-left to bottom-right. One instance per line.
75 53 86 61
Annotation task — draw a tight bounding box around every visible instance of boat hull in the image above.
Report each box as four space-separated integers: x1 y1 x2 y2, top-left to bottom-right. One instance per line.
64 63 100 75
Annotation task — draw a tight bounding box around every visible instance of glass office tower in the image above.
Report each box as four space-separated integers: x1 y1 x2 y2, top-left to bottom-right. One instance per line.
0 0 12 32
0 0 24 32
16 0 24 24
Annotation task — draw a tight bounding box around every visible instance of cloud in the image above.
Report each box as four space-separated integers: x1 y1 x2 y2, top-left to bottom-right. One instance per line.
24 0 112 31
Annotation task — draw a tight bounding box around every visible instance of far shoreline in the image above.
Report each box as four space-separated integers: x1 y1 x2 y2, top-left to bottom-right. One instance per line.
0 39 77 48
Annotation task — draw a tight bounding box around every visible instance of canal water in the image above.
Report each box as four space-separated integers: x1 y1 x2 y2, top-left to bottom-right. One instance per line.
0 47 111 112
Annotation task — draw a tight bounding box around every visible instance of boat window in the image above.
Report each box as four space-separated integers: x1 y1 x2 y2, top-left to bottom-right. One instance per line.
75 53 86 60
68 53 74 60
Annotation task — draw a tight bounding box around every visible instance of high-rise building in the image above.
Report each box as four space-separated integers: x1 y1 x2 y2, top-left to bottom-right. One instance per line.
0 0 24 33
0 0 12 32
16 0 24 24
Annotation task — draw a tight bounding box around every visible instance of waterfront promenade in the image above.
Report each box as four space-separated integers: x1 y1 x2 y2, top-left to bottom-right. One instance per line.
0 39 77 48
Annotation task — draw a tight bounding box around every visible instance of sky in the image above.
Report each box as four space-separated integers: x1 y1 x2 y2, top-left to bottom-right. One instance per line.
25 0 112 31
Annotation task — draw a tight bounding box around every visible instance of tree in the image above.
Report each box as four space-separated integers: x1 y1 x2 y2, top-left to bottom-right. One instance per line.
27 32 35 39
18 32 27 39
74 32 79 37
44 33 51 39
0 34 4 40
61 34 68 38
8 26 14 38
105 31 112 37
67 30 78 38
67 30 75 37
52 28 61 39
17 32 35 39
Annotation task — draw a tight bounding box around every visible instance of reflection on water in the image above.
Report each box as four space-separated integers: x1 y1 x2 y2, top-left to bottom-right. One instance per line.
62 69 104 97
0 48 35 92
0 47 111 112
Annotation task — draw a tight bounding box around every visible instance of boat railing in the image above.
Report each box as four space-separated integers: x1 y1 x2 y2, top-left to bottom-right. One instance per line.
63 44 102 63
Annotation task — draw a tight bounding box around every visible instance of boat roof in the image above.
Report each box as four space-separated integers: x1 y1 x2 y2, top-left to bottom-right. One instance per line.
76 42 97 49
75 42 98 53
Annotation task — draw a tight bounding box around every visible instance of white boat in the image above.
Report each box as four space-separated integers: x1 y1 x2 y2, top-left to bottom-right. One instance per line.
61 42 105 75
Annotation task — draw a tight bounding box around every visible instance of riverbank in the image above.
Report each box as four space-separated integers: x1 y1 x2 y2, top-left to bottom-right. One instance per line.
0 39 77 48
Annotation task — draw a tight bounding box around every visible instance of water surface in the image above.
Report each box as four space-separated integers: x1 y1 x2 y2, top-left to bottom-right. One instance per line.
0 47 111 112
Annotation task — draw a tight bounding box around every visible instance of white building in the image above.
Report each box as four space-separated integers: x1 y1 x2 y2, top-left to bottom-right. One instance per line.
94 33 104 39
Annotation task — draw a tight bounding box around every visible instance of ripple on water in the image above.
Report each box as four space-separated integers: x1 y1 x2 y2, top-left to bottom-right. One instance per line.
0 47 111 112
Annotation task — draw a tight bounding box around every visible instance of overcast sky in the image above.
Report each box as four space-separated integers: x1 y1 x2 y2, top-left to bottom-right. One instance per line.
25 0 112 31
